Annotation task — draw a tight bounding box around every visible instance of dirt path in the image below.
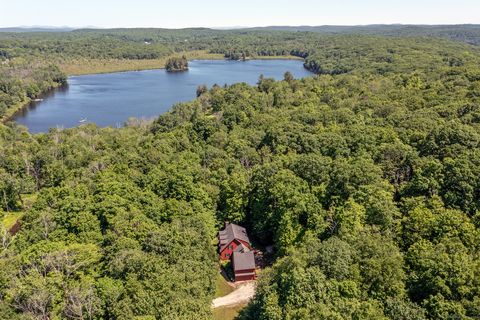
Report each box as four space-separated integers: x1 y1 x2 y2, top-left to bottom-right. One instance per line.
212 282 256 309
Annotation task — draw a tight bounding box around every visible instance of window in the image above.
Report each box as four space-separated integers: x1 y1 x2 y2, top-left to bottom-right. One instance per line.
226 254 230 258
229 244 233 250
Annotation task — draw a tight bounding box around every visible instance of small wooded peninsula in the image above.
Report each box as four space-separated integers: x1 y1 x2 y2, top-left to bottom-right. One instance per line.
165 56 189 72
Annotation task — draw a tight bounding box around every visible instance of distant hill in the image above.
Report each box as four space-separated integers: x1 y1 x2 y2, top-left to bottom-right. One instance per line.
242 24 480 45
0 26 76 32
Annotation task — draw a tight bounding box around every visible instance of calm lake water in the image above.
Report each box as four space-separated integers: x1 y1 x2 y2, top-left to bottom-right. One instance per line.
13 59 313 133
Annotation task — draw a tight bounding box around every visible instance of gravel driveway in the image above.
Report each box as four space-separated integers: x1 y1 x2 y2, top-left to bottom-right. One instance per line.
211 282 256 308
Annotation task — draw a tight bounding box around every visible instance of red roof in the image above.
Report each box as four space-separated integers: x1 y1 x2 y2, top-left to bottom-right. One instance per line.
233 251 255 271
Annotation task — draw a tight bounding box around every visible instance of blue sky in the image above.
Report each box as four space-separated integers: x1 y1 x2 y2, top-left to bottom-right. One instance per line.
1 0 479 28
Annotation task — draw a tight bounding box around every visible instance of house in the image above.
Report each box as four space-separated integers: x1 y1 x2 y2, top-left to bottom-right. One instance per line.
218 223 252 260
232 251 256 281
218 223 256 281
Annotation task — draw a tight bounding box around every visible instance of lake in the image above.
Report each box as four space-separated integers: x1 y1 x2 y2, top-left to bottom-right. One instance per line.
12 59 313 133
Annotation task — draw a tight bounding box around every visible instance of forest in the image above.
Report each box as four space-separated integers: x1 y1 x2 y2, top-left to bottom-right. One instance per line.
0 27 480 319
247 24 480 46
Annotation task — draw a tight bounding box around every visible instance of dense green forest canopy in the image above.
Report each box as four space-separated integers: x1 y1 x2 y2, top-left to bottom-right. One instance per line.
246 24 480 45
1 27 480 319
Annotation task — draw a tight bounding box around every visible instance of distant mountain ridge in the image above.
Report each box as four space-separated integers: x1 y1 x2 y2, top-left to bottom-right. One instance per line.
0 26 77 32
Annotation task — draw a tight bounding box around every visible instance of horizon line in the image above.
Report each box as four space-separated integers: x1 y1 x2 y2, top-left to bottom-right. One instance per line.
1 23 480 30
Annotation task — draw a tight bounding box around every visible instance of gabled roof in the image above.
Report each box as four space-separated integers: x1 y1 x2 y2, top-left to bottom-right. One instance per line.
233 251 255 271
219 223 251 252
234 243 250 253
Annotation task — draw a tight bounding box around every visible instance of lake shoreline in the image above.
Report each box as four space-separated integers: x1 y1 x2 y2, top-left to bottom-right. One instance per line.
1 82 64 125
11 59 313 132
1 98 31 124
3 56 306 126
60 51 224 76
63 54 305 77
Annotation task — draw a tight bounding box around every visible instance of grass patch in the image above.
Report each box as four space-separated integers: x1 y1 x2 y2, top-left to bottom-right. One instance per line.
2 211 23 230
213 303 247 320
215 273 234 298
0 193 35 230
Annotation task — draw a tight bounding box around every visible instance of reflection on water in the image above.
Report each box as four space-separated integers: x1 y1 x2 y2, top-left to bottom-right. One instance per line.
14 84 70 117
12 59 313 133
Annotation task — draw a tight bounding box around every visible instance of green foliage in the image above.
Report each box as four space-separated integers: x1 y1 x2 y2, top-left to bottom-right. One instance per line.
0 123 218 319
165 56 188 72
0 64 66 118
1 28 480 319
240 232 411 319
